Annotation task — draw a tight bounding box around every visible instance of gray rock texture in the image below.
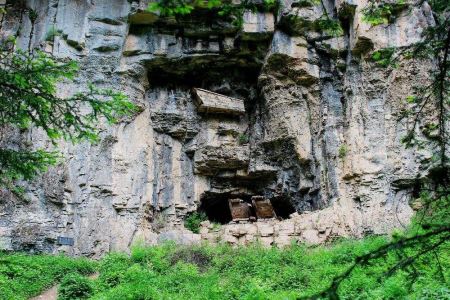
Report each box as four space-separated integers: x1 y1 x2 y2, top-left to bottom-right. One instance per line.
0 0 439 257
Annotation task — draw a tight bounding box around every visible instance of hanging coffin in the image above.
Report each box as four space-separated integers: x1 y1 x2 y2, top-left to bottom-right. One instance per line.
252 196 276 219
228 198 251 221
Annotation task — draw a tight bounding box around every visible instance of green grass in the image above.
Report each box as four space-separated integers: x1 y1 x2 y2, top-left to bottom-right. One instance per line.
0 252 96 300
0 236 448 300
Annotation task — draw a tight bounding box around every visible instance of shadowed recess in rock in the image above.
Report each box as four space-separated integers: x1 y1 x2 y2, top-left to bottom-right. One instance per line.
198 193 234 224
199 192 296 224
270 196 296 219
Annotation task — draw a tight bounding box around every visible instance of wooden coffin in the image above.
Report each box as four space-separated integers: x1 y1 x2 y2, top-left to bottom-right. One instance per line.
228 198 251 221
193 88 245 115
252 196 276 219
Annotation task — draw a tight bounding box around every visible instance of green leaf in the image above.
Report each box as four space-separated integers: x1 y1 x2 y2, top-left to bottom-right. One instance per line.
0 43 137 189
406 95 416 104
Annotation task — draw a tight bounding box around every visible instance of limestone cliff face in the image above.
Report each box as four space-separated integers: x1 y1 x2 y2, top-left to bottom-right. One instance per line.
0 0 437 257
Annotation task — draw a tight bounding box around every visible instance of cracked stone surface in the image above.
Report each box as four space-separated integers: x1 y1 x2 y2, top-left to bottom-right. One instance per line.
0 0 441 257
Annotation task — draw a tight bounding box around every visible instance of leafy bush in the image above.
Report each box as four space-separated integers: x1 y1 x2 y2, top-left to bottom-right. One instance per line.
371 48 396 67
0 253 96 300
316 17 344 37
148 0 196 16
58 273 93 300
169 246 212 271
184 211 207 233
2 232 449 300
362 0 407 26
97 253 131 289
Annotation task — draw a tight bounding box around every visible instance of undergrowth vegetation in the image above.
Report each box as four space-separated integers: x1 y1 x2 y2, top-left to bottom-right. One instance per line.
1 234 448 300
0 253 96 300
58 273 94 300
184 212 207 233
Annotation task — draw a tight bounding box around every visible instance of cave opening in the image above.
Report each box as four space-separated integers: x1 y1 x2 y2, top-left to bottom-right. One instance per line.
270 196 296 219
199 193 297 224
198 193 234 224
199 192 261 224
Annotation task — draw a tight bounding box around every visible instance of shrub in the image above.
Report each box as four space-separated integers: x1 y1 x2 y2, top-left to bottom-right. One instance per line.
130 241 148 264
371 48 396 67
97 253 131 289
338 144 348 158
238 134 249 145
169 247 212 271
0 253 96 299
316 17 344 36
361 0 407 26
3 228 449 300
58 273 93 300
184 212 207 233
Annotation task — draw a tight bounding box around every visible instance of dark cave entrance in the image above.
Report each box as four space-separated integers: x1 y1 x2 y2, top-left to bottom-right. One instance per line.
270 196 296 219
199 193 296 224
199 193 259 224
198 193 234 224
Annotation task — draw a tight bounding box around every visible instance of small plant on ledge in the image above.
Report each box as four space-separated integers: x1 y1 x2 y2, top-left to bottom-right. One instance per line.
184 211 207 233
338 144 348 159
238 133 249 145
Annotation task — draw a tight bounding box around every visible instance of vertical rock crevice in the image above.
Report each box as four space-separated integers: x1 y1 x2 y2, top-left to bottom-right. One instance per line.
0 0 440 255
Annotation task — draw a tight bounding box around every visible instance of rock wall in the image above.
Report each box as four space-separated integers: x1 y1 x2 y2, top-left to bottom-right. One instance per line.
0 0 438 257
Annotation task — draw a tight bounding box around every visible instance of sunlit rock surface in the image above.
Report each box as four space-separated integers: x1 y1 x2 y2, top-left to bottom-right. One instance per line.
0 0 438 257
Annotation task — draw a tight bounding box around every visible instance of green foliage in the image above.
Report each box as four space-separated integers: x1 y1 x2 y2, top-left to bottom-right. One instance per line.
422 122 439 138
28 9 38 23
58 273 93 300
338 144 348 158
406 95 417 104
316 17 344 37
0 46 134 140
184 211 207 233
0 253 96 300
262 0 278 11
311 187 450 298
2 231 449 300
147 0 279 27
238 133 249 145
84 235 450 299
148 0 196 16
362 0 407 26
0 38 138 194
0 149 59 197
412 189 450 233
419 287 450 300
169 246 212 271
97 252 131 288
371 47 396 67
